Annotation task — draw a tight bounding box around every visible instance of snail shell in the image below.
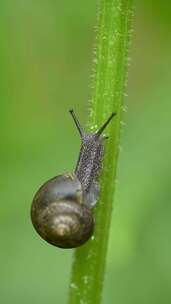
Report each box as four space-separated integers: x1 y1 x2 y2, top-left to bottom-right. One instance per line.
31 173 94 248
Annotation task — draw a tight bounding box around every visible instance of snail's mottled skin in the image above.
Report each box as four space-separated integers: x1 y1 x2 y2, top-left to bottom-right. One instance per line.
75 134 104 208
31 110 116 249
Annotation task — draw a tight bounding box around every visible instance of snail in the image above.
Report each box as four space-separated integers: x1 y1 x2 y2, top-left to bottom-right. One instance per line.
31 110 116 249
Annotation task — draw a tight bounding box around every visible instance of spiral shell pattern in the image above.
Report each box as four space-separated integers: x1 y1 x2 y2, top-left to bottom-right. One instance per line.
31 173 94 248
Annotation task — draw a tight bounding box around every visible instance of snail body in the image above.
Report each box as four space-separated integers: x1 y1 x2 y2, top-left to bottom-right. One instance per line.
31 110 116 249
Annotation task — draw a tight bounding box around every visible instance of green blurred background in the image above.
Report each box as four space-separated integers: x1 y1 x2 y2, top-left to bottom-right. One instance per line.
0 1 171 303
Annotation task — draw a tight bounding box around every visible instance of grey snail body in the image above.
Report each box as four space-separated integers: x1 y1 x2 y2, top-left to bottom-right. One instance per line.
31 110 116 249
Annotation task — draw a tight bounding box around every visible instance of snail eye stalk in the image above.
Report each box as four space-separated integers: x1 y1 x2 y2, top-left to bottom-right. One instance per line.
69 109 84 138
95 112 116 138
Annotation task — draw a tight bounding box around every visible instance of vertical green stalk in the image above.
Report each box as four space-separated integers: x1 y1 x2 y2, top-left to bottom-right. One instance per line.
68 1 134 304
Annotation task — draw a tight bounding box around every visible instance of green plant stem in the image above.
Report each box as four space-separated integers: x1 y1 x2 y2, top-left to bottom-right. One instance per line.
68 1 134 304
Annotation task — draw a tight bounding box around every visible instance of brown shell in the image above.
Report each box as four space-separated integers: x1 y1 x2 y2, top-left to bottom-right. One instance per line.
31 173 94 248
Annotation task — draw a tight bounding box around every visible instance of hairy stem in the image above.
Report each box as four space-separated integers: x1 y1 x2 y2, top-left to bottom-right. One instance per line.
68 1 134 303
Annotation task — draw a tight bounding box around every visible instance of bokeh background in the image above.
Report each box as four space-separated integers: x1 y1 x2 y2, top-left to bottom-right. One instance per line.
0 1 171 303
